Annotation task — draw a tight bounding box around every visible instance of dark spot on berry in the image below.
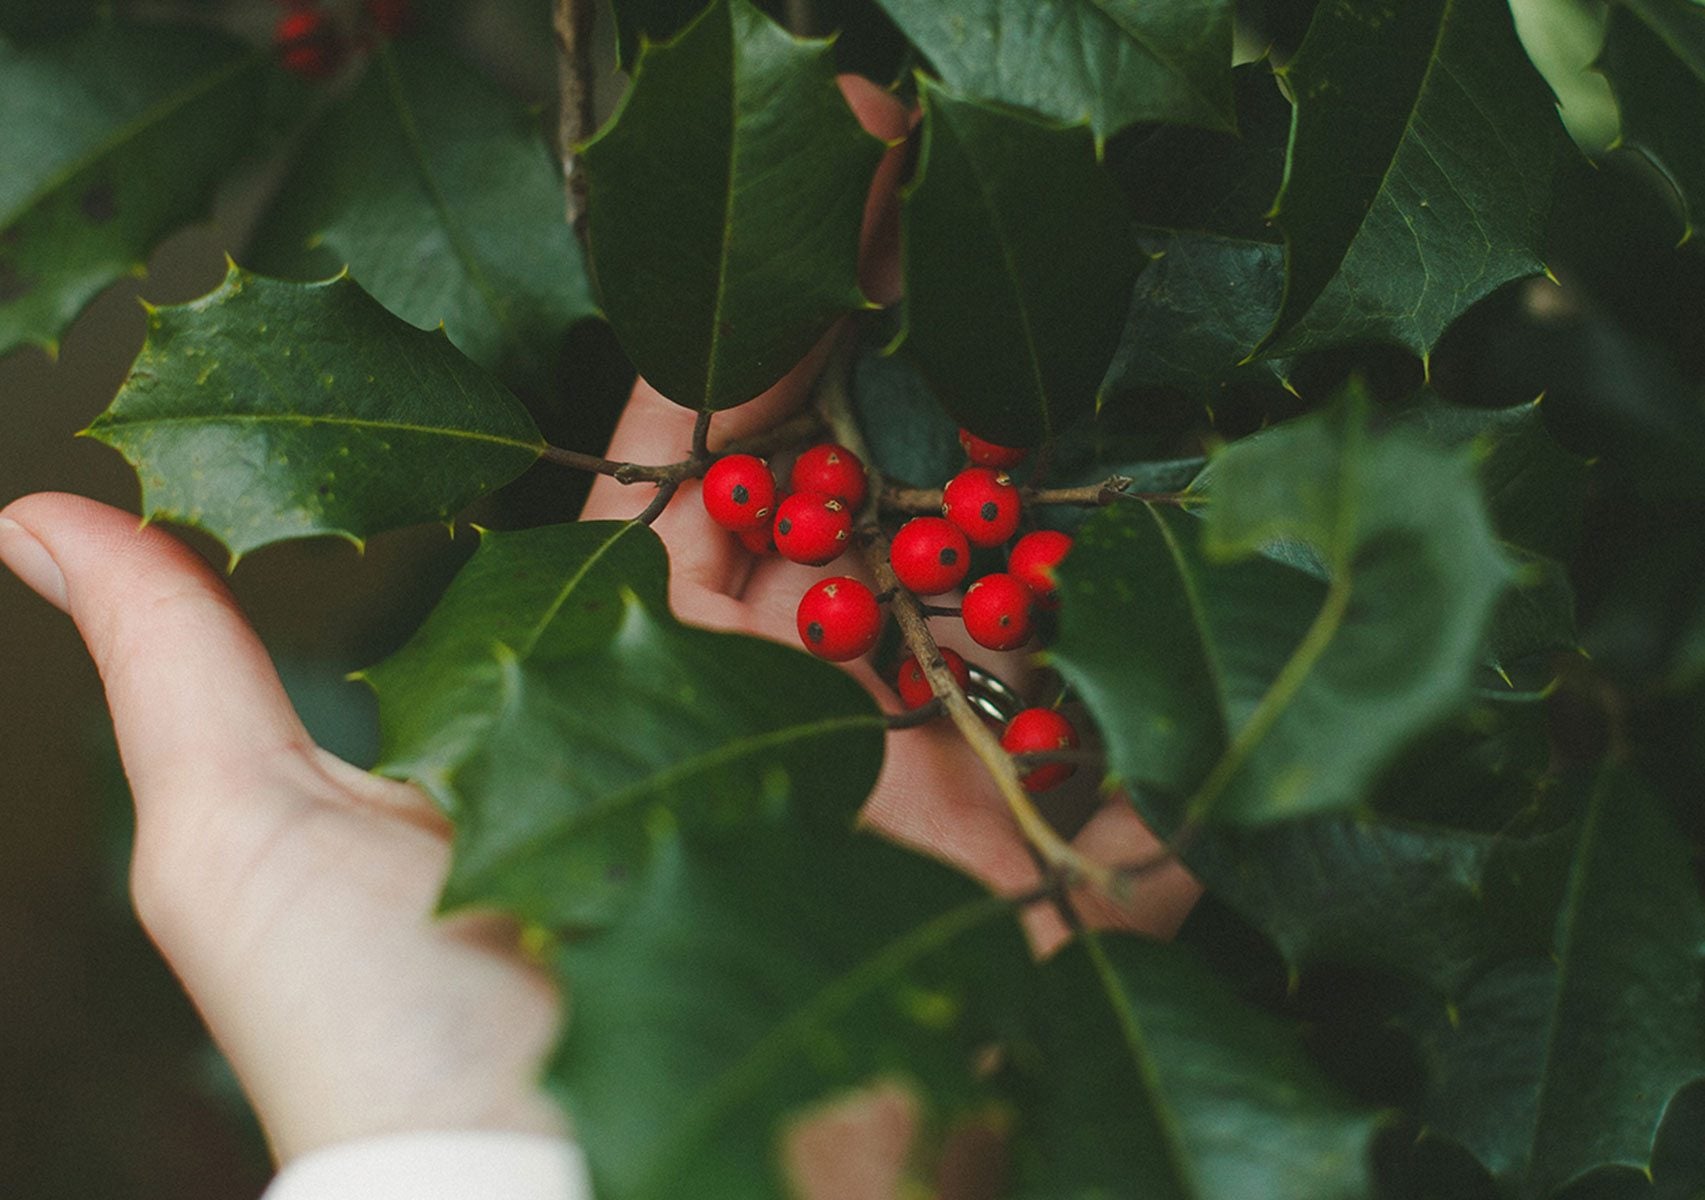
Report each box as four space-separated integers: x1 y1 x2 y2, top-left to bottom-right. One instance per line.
806 621 824 643
980 501 999 522
317 483 331 497
778 518 793 535
731 483 749 505
80 183 118 225
998 614 1011 627
939 547 959 566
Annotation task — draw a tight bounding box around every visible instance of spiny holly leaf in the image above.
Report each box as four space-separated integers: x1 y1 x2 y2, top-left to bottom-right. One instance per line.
901 79 1141 447
84 266 544 561
360 521 661 807
1262 0 1566 359
1006 934 1382 1199
873 0 1234 140
1412 766 1705 1198
442 597 886 929
1600 0 1705 242
0 24 266 359
608 0 706 67
850 336 965 489
247 42 597 399
1049 389 1514 825
582 0 882 411
1101 64 1293 399
547 818 1028 1199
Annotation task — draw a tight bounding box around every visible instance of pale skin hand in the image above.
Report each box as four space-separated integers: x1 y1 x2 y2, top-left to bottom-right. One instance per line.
0 76 1198 1179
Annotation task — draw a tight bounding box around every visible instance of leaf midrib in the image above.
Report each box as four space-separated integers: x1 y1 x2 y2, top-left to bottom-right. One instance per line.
89 409 545 455
633 891 1009 1196
2 46 260 231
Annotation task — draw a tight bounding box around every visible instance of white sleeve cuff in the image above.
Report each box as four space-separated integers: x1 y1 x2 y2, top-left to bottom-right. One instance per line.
261 1131 593 1200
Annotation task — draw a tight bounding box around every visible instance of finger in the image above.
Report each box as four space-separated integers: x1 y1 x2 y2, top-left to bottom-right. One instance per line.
0 493 311 814
838 73 913 306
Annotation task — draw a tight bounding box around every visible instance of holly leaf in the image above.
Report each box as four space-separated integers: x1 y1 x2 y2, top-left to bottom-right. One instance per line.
1007 934 1382 1199
900 79 1142 447
872 0 1234 139
850 337 965 489
1049 388 1514 824
608 0 706 68
247 42 597 399
582 0 882 411
1100 64 1294 398
442 596 887 929
360 521 661 806
0 24 266 358
83 266 544 561
1600 0 1705 243
1412 765 1705 1197
546 818 1027 1199
1262 0 1566 359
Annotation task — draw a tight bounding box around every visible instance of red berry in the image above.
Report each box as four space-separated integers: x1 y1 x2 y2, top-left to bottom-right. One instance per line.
961 572 1034 650
789 443 867 510
701 454 776 532
274 10 342 78
737 523 776 555
774 490 853 566
797 577 881 662
958 428 1028 468
889 516 971 597
943 467 1022 549
1001 708 1080 792
365 0 413 36
895 648 971 709
1008 530 1073 609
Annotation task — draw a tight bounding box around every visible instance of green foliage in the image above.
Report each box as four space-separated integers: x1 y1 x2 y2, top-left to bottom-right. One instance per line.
7 1 1705 1194
872 0 1235 139
84 266 543 561
1051 391 1514 825
0 24 265 357
1264 0 1565 358
900 79 1141 446
247 42 598 398
582 0 882 411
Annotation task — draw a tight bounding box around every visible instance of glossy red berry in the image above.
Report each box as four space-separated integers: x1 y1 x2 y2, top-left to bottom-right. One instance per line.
958 428 1028 468
1001 708 1080 792
1008 530 1073 609
895 648 971 709
701 454 776 532
789 443 867 510
774 490 852 566
797 577 881 662
943 467 1022 549
961 572 1034 651
275 10 342 78
737 523 776 556
364 0 413 36
889 516 971 597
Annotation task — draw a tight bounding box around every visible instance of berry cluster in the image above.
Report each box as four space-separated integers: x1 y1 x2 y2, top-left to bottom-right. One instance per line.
273 0 412 80
699 427 1081 792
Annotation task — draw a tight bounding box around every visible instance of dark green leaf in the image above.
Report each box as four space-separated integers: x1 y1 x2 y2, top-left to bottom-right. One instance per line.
548 817 1026 1199
1600 1 1705 242
1412 766 1705 1198
850 337 965 488
360 521 662 806
0 24 266 358
1007 934 1381 1199
247 42 597 399
1263 0 1565 359
582 0 882 411
1101 64 1294 397
900 79 1142 446
873 0 1235 139
609 0 708 67
84 266 543 560
1050 389 1514 824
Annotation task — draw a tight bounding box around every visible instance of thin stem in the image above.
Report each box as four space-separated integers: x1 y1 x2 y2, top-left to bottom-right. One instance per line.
634 479 682 526
692 409 713 461
813 333 1106 891
880 477 1197 516
918 604 961 619
885 700 943 729
553 0 597 240
538 409 827 487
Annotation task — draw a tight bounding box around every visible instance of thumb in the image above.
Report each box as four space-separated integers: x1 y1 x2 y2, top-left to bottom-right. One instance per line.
0 494 312 824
